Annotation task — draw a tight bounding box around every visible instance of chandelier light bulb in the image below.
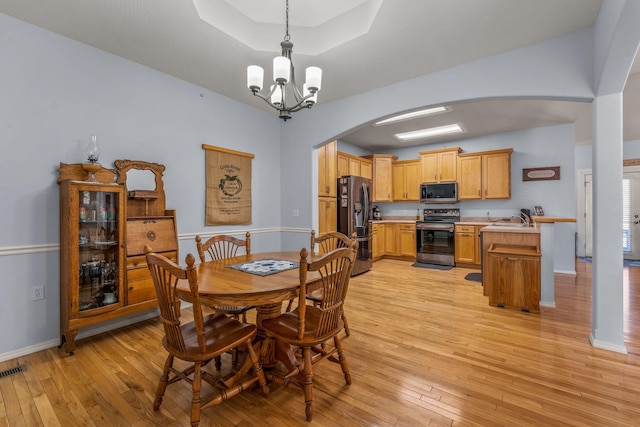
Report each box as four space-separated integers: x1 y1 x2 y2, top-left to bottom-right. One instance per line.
247 65 264 91
270 85 283 105
305 67 322 92
273 56 291 83
303 83 317 105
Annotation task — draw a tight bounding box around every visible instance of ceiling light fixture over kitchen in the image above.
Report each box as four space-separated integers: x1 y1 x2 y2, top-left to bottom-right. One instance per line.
394 123 465 142
374 106 451 126
246 0 322 121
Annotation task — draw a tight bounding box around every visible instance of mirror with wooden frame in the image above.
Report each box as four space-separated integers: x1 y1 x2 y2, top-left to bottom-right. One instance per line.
114 160 166 217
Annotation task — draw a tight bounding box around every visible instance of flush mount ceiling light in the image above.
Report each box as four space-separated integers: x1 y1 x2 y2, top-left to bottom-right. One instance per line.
374 106 451 126
394 123 465 142
246 0 322 121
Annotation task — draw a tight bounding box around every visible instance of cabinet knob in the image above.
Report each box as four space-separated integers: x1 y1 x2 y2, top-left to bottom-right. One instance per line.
133 261 139 267
129 286 134 291
121 243 126 248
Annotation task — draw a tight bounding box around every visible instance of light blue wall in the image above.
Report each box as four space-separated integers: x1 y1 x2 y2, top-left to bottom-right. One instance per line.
576 140 640 171
0 13 282 357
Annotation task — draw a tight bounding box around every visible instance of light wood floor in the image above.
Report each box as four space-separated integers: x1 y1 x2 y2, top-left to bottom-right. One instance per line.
2 259 639 426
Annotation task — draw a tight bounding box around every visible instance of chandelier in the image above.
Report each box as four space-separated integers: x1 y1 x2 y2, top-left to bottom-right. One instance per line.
246 0 322 121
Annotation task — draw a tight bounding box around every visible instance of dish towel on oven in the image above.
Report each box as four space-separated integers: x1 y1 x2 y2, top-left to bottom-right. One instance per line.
227 258 299 276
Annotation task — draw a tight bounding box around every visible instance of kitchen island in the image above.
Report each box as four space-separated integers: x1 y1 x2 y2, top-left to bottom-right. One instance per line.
481 223 541 312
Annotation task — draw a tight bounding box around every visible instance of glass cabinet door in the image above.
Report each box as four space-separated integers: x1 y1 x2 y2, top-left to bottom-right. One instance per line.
77 187 121 312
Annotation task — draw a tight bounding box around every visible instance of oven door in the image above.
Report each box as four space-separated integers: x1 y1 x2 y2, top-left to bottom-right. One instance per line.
416 222 455 266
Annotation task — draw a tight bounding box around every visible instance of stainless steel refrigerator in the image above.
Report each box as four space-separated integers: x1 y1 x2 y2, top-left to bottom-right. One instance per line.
337 175 372 275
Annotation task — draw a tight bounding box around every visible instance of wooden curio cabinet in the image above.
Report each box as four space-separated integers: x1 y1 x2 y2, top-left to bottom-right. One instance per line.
58 164 126 353
58 161 177 354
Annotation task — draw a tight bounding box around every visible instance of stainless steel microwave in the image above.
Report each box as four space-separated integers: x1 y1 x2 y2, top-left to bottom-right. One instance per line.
420 182 458 204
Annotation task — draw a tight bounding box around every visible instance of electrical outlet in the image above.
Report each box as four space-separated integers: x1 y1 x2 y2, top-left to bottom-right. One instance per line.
292 209 299 217
524 190 530 197
32 286 44 301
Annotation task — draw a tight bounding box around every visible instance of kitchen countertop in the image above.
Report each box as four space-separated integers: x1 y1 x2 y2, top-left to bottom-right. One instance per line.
372 216 418 223
457 216 540 233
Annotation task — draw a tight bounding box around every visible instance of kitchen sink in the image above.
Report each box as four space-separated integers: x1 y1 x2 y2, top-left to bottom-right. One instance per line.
491 222 528 227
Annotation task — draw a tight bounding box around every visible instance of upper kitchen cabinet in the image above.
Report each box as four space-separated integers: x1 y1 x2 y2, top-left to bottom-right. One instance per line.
458 148 513 200
318 140 337 197
419 147 461 183
364 154 398 202
392 159 420 201
337 151 373 180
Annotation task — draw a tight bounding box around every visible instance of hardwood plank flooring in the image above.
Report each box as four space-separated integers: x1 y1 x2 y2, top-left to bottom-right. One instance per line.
2 258 640 426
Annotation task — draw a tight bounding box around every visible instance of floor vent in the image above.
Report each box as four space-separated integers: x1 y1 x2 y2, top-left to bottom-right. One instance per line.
0 365 26 379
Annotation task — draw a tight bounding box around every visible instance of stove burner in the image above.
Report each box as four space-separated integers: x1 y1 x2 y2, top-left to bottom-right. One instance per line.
422 208 460 223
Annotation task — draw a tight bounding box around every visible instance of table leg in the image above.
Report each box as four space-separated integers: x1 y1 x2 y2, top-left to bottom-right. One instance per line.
256 303 284 367
256 303 299 371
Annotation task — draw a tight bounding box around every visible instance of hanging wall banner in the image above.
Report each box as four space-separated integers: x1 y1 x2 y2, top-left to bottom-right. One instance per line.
203 144 253 225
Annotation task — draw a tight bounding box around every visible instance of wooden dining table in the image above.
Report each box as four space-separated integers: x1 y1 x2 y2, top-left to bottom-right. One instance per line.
175 251 322 369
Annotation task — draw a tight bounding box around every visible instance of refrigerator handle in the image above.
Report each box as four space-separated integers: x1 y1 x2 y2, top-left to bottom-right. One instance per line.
362 181 370 227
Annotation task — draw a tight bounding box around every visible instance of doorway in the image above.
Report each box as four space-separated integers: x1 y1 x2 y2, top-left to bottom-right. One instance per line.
578 166 640 259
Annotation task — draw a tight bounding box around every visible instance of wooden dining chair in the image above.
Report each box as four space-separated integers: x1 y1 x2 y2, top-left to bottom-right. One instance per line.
260 243 357 421
305 230 357 336
195 233 255 319
195 233 255 369
145 247 268 427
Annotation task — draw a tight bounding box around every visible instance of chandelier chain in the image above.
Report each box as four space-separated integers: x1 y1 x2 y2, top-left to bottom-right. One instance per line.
284 0 290 42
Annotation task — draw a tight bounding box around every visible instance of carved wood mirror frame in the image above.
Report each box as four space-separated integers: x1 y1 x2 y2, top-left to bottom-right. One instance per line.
114 159 166 218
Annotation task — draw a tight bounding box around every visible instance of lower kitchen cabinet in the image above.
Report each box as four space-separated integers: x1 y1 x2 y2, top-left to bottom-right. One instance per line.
398 223 416 257
486 243 541 313
372 223 382 259
454 225 480 266
372 222 416 260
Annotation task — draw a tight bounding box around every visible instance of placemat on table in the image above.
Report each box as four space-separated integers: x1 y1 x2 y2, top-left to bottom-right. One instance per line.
227 258 299 276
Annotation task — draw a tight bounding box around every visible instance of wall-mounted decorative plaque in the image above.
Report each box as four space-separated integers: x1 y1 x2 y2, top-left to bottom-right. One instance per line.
522 166 560 182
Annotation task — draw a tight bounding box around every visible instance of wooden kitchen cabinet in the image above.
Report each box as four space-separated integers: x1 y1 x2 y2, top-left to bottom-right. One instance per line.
455 225 480 266
372 222 416 259
392 159 420 201
372 222 382 259
364 154 397 202
337 151 373 180
481 228 540 297
318 140 337 197
419 147 461 183
318 196 337 234
398 223 417 257
382 223 396 255
458 148 512 200
487 243 541 313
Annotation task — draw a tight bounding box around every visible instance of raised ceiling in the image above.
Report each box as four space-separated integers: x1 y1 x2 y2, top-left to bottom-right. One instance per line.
2 0 637 149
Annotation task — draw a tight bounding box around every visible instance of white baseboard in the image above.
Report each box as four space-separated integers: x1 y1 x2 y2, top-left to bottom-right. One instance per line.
0 309 161 363
589 334 628 354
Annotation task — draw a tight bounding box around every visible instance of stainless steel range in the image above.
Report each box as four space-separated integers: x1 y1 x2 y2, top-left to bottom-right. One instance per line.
416 208 460 266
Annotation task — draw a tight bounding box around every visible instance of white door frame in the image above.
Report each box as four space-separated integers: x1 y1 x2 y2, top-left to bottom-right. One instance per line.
577 169 590 257
577 165 640 257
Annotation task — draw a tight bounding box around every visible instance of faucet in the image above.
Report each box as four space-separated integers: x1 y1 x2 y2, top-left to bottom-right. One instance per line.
511 214 530 227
